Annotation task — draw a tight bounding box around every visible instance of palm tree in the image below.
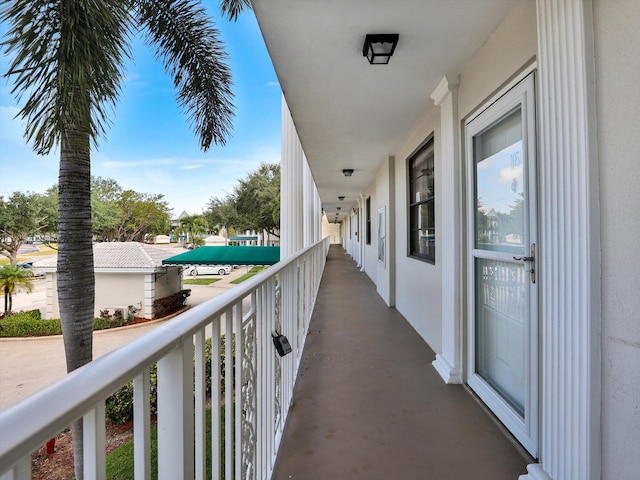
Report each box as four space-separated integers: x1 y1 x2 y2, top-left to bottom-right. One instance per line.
0 264 34 314
2 0 251 476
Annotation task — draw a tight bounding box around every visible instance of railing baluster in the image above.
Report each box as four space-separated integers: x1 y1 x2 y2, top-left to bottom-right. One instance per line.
194 328 206 480
234 301 243 480
0 455 29 480
83 403 106 480
158 342 194 480
211 317 221 479
256 286 266 479
133 369 151 480
224 309 233 480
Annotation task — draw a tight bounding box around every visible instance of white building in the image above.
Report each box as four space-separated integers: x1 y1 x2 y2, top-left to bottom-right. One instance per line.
265 1 640 479
36 242 183 320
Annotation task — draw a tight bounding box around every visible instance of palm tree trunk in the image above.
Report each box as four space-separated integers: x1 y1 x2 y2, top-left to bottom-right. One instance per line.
58 127 95 480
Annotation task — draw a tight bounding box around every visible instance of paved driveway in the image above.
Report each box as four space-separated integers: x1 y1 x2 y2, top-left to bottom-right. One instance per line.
0 267 250 410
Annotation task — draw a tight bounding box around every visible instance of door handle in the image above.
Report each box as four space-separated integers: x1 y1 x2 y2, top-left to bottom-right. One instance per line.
513 244 536 284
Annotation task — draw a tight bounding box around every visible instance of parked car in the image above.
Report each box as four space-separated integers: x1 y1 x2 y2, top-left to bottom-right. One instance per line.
186 265 232 277
16 261 45 277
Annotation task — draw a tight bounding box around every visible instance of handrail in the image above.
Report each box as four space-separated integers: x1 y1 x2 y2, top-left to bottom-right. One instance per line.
0 237 330 479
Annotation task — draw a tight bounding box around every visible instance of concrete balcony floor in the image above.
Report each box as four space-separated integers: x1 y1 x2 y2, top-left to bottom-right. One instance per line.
272 245 531 479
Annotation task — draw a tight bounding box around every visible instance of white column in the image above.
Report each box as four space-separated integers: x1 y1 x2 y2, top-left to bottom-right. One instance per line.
359 195 365 271
387 156 396 307
430 76 463 384
280 95 304 258
520 2 601 479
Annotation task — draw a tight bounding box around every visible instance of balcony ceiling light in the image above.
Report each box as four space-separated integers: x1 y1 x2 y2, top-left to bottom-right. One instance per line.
342 169 354 177
362 34 399 65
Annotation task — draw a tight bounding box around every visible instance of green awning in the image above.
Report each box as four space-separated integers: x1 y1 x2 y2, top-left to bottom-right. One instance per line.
162 246 279 266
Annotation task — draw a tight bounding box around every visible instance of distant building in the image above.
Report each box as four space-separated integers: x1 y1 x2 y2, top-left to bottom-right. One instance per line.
35 242 183 320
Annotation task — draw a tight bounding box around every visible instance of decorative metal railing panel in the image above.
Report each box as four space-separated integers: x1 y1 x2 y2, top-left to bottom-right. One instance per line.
0 238 329 480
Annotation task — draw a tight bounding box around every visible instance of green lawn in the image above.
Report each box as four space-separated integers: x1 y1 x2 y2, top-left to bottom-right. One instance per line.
230 266 267 284
183 278 221 285
106 407 225 479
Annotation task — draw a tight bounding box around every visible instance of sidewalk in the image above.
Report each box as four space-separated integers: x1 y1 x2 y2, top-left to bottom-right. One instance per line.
0 267 248 410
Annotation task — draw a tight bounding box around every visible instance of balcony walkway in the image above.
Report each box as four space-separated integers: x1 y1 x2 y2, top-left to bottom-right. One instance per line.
272 245 531 479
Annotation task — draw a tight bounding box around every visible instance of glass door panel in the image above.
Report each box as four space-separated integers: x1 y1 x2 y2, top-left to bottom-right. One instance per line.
465 72 538 457
475 258 526 417
475 108 525 256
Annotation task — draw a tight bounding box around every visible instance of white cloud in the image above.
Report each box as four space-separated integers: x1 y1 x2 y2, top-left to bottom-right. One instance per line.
497 164 523 185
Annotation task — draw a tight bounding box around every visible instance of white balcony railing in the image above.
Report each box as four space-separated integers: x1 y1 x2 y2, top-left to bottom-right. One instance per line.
0 237 330 480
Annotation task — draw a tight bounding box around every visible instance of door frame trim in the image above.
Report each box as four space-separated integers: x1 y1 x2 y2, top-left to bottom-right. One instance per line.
464 71 539 457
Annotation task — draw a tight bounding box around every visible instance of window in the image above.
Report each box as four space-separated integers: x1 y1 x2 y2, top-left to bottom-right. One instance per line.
408 137 435 263
366 197 372 244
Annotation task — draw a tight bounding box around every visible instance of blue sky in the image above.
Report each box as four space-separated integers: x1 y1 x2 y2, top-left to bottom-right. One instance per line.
0 7 281 216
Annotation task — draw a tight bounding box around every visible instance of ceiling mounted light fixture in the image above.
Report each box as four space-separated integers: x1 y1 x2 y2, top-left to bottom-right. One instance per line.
337 207 341 210
363 34 399 65
338 196 345 201
342 169 354 177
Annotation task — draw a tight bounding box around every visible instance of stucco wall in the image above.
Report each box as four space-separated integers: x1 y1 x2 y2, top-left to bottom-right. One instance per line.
393 109 442 352
95 273 145 316
154 267 182 301
45 268 182 320
593 0 640 477
458 0 537 119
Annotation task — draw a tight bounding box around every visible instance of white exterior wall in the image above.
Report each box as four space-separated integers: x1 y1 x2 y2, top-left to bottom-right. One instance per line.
393 108 442 352
593 1 640 477
95 274 145 317
321 215 342 244
44 269 182 320
281 95 322 257
373 157 396 307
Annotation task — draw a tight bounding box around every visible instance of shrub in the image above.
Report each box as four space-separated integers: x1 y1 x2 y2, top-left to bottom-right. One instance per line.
105 364 158 424
105 334 236 424
0 311 127 337
0 311 60 337
152 289 191 318
93 316 128 330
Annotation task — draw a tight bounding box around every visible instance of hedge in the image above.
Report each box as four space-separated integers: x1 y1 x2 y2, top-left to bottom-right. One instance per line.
105 334 236 424
0 310 127 337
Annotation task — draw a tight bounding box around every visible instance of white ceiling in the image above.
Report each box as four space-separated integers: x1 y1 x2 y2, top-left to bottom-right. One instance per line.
251 0 521 222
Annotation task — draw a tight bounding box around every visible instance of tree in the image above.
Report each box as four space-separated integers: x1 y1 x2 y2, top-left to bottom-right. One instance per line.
234 163 280 238
205 194 241 236
111 190 171 242
178 214 209 246
2 0 239 475
0 264 34 314
0 192 55 264
205 163 280 242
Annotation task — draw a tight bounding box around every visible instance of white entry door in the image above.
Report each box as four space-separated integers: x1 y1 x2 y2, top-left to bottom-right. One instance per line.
465 73 538 457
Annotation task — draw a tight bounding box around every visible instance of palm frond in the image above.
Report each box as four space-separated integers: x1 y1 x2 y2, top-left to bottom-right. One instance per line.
1 0 132 154
219 0 252 22
138 0 235 150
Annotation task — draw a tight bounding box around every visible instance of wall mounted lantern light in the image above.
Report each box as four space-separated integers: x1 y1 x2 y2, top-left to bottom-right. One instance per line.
362 34 399 65
342 169 354 177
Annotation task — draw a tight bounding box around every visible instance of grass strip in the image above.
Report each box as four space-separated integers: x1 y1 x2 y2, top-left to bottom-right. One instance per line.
106 408 225 479
184 278 220 285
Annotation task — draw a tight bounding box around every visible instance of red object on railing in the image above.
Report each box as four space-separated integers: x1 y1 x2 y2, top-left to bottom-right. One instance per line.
46 438 55 454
